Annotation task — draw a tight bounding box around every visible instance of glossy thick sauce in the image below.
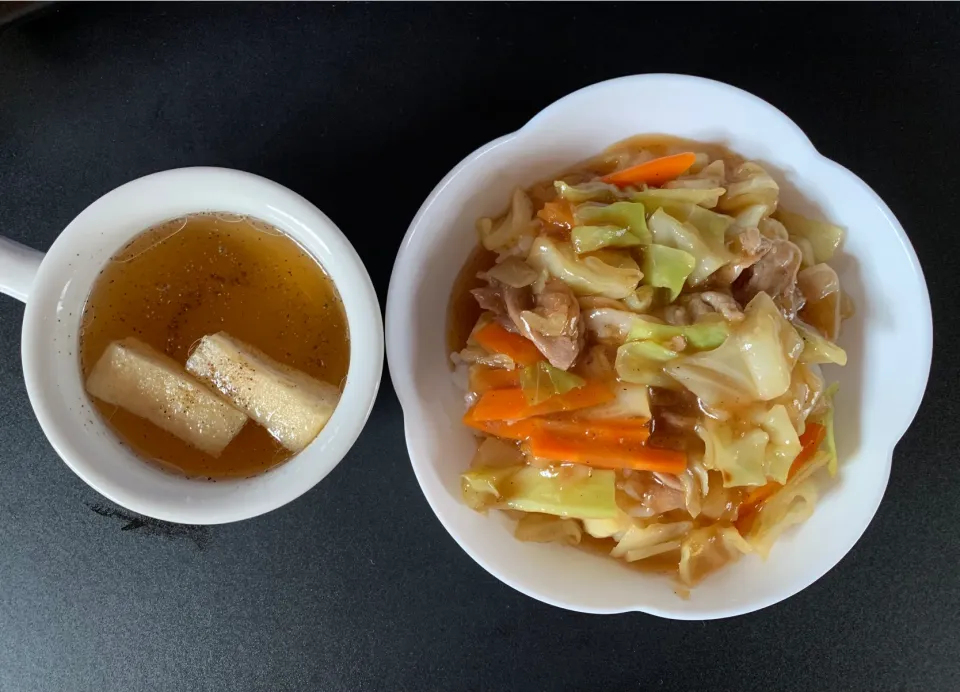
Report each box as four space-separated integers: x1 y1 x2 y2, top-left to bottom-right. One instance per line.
79 213 350 479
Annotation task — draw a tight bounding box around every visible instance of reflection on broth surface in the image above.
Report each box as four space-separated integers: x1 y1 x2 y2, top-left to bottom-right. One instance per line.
80 212 350 478
449 135 851 589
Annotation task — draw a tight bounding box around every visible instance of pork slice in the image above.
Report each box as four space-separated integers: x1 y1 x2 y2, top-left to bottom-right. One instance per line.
474 276 584 370
734 238 805 319
711 227 771 286
508 279 584 370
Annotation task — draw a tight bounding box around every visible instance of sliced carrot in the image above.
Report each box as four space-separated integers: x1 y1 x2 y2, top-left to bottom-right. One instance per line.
533 417 650 444
467 381 614 422
472 322 543 366
527 431 685 474
468 365 521 394
736 422 827 532
462 406 539 440
463 405 647 445
537 199 577 230
601 152 697 187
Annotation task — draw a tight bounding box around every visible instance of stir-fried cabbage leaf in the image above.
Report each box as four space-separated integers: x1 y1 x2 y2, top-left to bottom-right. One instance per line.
519 309 567 337
773 361 825 434
554 180 626 204
698 418 767 487
738 293 805 396
666 292 803 408
746 477 817 558
624 285 656 313
795 321 847 366
798 263 842 341
520 361 585 406
641 244 696 301
482 257 539 288
579 382 652 419
514 513 583 545
717 162 779 217
615 340 680 388
791 234 816 269
628 314 729 351
611 521 692 562
657 201 734 244
775 209 844 263
813 383 839 475
666 335 755 408
591 248 642 272
733 205 773 234
571 225 642 254
462 465 617 519
679 525 751 586
574 349 652 418
647 208 734 285
576 201 652 245
758 216 788 240
757 404 803 482
527 236 642 299
698 403 801 488
630 187 726 209
700 471 743 521
457 345 516 370
583 307 648 343
623 340 678 361
618 473 687 519
674 454 712 519
478 188 538 255
744 450 829 557
665 160 726 189
582 509 634 540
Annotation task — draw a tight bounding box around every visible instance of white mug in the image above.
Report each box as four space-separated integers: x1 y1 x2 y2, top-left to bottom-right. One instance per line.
0 167 383 524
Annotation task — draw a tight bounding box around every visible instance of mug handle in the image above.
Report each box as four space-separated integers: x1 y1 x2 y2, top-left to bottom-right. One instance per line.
0 236 44 303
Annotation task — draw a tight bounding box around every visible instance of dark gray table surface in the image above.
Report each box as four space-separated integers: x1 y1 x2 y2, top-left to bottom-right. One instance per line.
1 4 958 691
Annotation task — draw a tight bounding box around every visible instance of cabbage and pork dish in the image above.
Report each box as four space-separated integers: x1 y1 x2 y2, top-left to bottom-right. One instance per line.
448 137 851 588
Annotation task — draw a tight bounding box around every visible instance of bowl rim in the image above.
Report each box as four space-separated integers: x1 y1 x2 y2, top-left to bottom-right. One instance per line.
386 74 933 617
22 166 384 524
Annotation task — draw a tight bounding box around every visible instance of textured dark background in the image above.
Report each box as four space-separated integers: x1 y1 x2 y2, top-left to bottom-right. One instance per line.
1 3 958 691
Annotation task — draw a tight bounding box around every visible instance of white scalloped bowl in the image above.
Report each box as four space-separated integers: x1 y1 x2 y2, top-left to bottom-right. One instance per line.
386 75 931 618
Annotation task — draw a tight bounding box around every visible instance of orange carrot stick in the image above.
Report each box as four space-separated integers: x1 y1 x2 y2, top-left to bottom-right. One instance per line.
527 431 685 474
537 199 577 230
533 417 650 444
468 365 521 393
463 407 647 444
467 381 614 422
472 322 543 366
462 409 539 440
601 152 697 187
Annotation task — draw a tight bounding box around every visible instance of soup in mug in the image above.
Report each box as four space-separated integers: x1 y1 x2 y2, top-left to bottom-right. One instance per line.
79 212 350 479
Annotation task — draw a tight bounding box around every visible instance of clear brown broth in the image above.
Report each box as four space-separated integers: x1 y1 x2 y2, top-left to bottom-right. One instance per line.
79 212 350 479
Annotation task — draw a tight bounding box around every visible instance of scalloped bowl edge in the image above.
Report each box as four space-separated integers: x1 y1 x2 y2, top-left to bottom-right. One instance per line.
386 75 932 618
